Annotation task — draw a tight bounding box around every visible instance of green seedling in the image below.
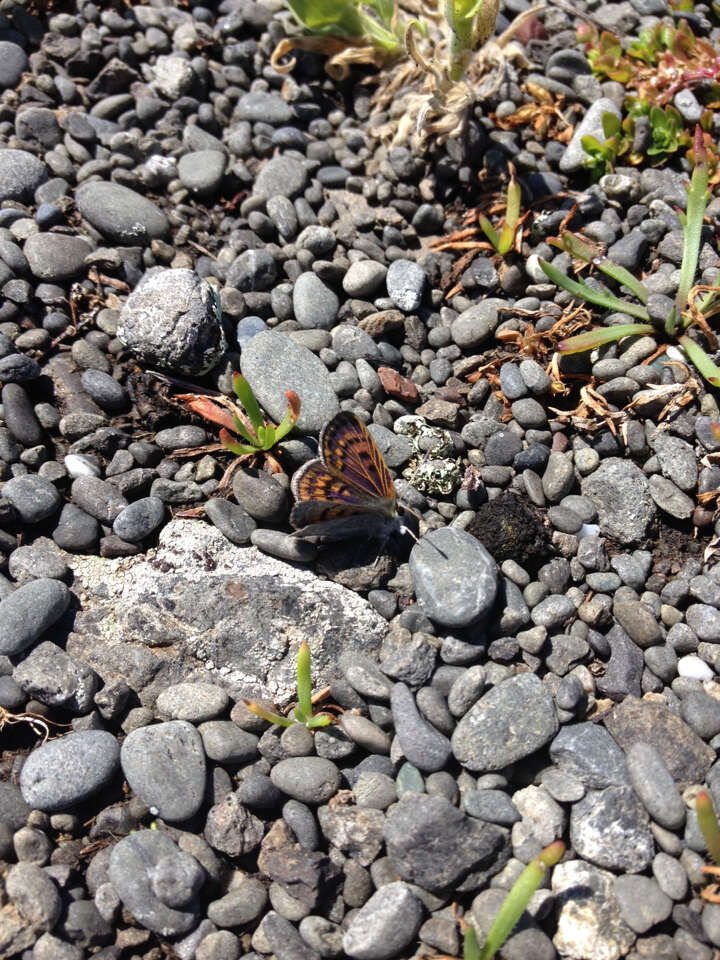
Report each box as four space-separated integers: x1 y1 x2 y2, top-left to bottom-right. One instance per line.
694 791 720 903
478 163 523 256
580 112 624 179
220 374 300 456
178 374 301 464
540 126 720 387
244 642 333 730
456 842 565 960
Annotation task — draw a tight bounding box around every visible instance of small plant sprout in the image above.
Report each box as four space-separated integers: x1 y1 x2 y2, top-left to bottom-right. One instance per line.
477 163 523 257
540 126 720 388
220 374 301 457
177 374 301 475
244 642 333 730
434 842 565 960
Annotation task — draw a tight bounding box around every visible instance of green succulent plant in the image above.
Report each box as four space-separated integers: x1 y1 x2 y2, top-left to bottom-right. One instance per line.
244 642 333 730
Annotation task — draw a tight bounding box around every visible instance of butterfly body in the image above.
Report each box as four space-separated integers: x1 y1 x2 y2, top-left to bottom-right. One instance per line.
290 411 403 541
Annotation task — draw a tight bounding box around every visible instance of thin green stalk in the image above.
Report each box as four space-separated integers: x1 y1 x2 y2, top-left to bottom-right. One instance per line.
677 335 720 388
478 842 565 960
674 125 710 330
539 259 651 320
555 233 649 303
697 791 720 865
557 323 655 355
295 641 313 722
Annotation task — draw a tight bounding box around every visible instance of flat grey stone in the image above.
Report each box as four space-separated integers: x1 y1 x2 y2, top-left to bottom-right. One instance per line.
0 578 71 656
75 181 169 244
20 731 120 811
410 527 499 628
121 721 206 822
240 330 340 433
452 674 558 772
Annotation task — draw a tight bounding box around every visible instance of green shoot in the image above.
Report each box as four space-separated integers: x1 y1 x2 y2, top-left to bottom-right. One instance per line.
244 642 333 730
538 259 651 321
479 163 522 257
462 842 565 960
673 126 710 334
697 791 720 866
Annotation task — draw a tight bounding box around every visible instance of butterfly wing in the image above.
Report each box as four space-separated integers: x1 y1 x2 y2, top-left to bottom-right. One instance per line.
319 412 396 509
289 459 389 528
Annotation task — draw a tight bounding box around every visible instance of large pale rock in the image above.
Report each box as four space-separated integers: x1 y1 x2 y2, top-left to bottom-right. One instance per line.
66 519 387 706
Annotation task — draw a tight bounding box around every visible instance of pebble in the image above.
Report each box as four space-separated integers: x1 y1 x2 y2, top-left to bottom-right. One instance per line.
614 875 673 933
384 792 507 891
75 181 169 244
343 882 423 960
0 578 71 656
391 682 452 772
19 730 120 811
570 785 654 871
138 682 221 725
269 757 341 804
386 260 426 311
409 527 499 628
113 497 165 542
120 721 207 822
582 458 656 543
625 742 685 830
109 830 202 936
452 674 558 772
240 330 340 433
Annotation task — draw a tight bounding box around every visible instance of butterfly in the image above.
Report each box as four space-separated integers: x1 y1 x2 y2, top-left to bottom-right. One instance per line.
290 411 409 543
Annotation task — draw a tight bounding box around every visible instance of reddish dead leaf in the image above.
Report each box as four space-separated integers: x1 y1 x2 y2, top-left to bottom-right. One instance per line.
377 366 419 403
175 394 237 432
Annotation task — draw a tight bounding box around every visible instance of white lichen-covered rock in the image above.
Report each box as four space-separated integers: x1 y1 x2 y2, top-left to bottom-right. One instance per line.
553 860 635 960
117 268 227 376
66 519 387 706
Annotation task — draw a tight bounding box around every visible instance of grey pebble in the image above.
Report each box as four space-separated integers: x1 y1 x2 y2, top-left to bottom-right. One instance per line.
343 882 422 960
270 757 341 804
121 721 207 822
391 682 452 773
113 497 165 542
20 730 120 812
452 674 558 772
410 527 499 629
109 830 201 936
0 578 70 656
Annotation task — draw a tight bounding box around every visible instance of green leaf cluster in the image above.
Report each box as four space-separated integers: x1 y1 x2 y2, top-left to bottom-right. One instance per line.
541 128 720 387
220 375 300 457
478 163 522 257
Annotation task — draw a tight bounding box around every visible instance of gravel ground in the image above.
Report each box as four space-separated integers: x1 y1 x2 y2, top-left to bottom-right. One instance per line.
1 0 720 958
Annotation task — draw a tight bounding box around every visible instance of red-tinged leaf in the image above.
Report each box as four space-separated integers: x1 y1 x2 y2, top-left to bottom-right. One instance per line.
219 428 257 456
177 394 237 432
286 390 301 423
694 123 707 169
711 422 720 444
243 699 293 727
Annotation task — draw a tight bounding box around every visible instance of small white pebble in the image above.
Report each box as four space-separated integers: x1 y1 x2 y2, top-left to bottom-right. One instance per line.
579 523 600 538
678 655 714 680
63 453 101 478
